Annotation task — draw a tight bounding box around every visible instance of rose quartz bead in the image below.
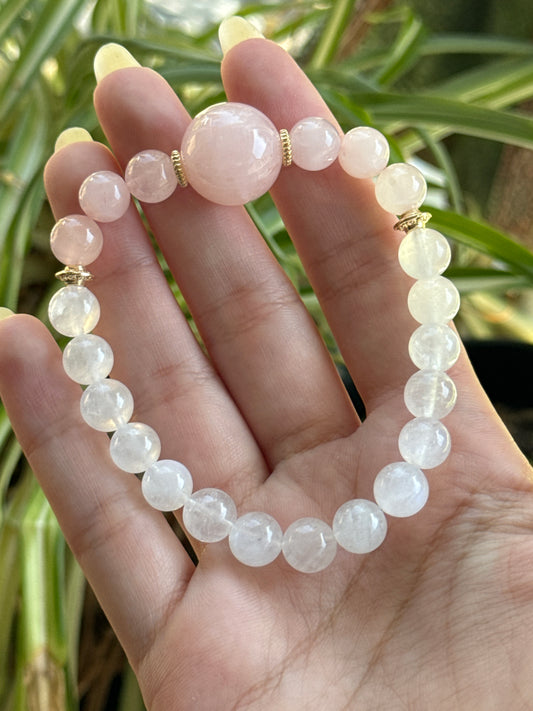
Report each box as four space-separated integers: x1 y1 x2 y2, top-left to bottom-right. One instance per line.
79 171 130 222
50 214 103 266
125 150 178 203
180 102 282 206
339 126 390 179
289 117 340 171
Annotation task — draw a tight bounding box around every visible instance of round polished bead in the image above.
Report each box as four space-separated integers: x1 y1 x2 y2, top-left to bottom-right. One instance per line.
80 379 134 432
333 499 387 554
404 369 457 419
125 150 178 203
338 126 390 179
289 117 341 171
110 422 161 474
398 227 451 280
282 517 337 573
79 170 130 222
181 102 282 206
375 163 427 215
183 488 237 543
373 461 429 517
399 417 451 469
48 285 100 337
408 277 460 325
63 334 114 384
50 214 103 266
229 512 283 567
142 459 193 511
409 324 461 371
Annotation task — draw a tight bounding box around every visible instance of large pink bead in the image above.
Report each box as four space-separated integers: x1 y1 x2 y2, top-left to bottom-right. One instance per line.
125 150 178 203
50 214 103 266
181 102 282 206
79 171 130 222
289 117 340 171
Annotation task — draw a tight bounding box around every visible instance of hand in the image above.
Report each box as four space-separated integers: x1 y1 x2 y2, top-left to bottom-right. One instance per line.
1 31 532 711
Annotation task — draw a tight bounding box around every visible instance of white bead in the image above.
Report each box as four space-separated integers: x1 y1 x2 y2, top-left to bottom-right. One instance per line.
282 517 337 573
373 461 429 517
398 227 451 279
142 459 193 511
404 370 457 419
289 117 341 171
375 163 427 215
48 286 100 337
80 379 134 432
182 488 237 543
408 277 460 324
398 417 451 469
62 334 114 384
338 126 390 178
110 422 161 474
333 499 387 554
229 512 283 567
409 324 461 371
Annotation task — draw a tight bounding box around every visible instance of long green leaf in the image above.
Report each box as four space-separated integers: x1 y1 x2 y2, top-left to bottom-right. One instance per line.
375 11 426 86
309 0 359 69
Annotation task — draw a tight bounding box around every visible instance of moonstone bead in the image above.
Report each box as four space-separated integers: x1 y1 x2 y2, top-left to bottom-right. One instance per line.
398 227 451 280
182 488 237 543
375 163 427 215
48 285 100 337
125 150 178 203
338 126 390 178
110 422 161 474
80 379 134 432
333 499 387 554
282 517 337 573
79 170 130 222
399 417 451 469
289 117 341 171
181 102 282 205
142 459 193 511
404 369 457 419
63 334 114 384
50 214 104 266
229 512 283 567
408 276 460 324
373 461 429 517
409 324 461 371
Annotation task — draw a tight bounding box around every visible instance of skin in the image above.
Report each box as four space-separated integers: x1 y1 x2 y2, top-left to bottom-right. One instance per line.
1 38 533 710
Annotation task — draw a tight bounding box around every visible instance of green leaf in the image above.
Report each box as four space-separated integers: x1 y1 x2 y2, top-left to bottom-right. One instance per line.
309 0 359 69
375 11 426 87
445 266 531 293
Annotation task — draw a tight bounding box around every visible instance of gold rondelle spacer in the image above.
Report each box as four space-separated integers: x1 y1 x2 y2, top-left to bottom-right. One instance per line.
55 265 94 286
171 150 189 188
394 209 432 234
279 129 293 168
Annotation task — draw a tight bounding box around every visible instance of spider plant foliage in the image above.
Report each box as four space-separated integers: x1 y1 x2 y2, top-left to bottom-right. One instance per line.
0 0 533 709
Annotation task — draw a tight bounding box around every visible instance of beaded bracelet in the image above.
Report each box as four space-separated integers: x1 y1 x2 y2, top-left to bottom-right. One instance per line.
48 102 460 573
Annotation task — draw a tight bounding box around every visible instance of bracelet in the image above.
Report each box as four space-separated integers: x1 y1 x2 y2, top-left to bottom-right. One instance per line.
47 102 460 573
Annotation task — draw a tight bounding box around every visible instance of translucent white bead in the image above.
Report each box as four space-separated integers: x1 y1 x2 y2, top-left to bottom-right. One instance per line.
48 285 100 337
80 379 134 432
375 163 427 215
373 461 429 517
62 334 114 384
282 517 337 573
142 459 193 511
229 512 283 567
289 117 341 171
110 422 161 474
404 369 457 419
183 488 237 543
398 417 451 469
338 126 390 179
398 227 451 279
409 324 461 371
408 277 460 325
333 499 387 554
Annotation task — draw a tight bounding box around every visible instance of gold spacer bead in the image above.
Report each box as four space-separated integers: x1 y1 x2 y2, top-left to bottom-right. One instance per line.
279 129 293 168
394 209 433 234
171 150 189 188
55 265 94 286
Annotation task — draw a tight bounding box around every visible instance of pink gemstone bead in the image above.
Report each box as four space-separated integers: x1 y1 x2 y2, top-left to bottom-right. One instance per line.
339 126 390 179
181 102 282 206
289 117 340 171
50 214 103 266
79 171 130 222
125 150 178 203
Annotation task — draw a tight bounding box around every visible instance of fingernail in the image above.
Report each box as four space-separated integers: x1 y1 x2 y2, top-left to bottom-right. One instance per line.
54 127 93 153
219 16 264 56
0 307 15 321
94 42 140 84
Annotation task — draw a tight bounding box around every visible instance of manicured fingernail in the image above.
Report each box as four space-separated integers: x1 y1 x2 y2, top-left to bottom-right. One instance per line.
0 307 15 321
94 42 140 83
54 127 93 153
219 16 264 56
